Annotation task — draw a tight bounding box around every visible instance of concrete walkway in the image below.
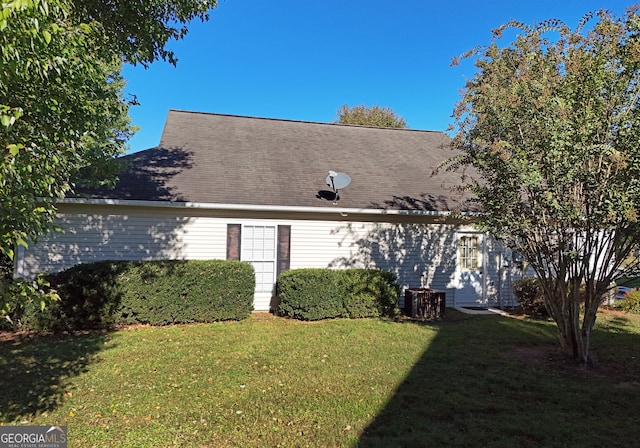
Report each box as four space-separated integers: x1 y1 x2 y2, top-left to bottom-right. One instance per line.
454 307 511 316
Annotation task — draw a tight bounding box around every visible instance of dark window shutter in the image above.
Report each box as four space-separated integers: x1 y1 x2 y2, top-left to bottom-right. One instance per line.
227 224 241 260
277 225 291 276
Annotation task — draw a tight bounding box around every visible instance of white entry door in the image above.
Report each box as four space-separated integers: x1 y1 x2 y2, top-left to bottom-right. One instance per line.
454 232 487 306
242 225 277 311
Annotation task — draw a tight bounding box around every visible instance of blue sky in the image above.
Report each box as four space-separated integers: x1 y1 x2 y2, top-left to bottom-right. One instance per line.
122 0 629 153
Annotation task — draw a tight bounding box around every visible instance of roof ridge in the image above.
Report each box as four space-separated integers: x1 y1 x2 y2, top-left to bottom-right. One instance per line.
166 108 445 134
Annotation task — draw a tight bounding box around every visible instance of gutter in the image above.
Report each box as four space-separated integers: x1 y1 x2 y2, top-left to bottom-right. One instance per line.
56 197 462 218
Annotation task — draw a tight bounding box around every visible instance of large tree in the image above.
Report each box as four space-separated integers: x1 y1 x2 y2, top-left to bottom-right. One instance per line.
335 104 407 128
0 0 216 315
447 7 640 364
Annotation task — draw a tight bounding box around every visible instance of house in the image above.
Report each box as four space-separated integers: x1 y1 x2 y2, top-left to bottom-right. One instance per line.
15 110 524 311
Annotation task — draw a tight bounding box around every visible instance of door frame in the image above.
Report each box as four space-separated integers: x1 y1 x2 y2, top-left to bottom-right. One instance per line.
453 230 488 307
241 224 278 309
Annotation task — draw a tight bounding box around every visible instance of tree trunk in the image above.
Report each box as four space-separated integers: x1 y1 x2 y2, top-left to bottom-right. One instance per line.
548 291 591 365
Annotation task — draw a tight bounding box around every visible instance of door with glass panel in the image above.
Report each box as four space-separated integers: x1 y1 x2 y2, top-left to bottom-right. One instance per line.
242 225 277 310
454 232 486 306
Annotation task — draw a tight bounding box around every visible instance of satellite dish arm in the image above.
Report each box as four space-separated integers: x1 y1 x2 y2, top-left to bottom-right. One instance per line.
328 170 337 192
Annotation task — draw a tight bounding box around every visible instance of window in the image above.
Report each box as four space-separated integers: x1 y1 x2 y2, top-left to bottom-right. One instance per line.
460 235 480 270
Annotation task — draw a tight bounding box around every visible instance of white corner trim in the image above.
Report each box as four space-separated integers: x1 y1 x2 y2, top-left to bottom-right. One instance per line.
14 244 25 279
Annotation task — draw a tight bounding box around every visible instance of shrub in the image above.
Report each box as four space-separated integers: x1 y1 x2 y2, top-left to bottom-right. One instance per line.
617 290 640 314
276 269 344 320
512 277 548 317
1 275 59 331
28 259 254 331
0 252 60 331
339 269 399 318
276 268 399 320
26 261 128 331
116 260 254 325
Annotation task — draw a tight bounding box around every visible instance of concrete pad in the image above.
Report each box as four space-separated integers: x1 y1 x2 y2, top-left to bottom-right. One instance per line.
454 307 510 316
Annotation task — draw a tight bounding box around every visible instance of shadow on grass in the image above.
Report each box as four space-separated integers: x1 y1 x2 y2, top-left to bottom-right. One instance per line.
0 332 110 423
358 310 640 448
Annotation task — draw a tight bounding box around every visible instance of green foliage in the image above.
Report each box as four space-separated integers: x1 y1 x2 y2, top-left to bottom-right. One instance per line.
512 278 548 317
115 260 254 326
617 290 640 314
1 1 133 259
335 104 407 128
1 275 59 330
276 268 399 320
26 260 253 331
72 0 214 67
446 8 640 364
0 0 216 316
276 269 343 320
0 253 59 330
26 261 128 331
340 269 399 318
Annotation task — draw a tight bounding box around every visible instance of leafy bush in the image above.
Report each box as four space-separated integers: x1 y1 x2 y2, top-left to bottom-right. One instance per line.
1 275 59 331
340 269 399 318
276 268 399 320
27 260 254 331
0 251 60 331
116 260 254 325
275 269 344 320
27 261 129 331
512 277 548 317
617 290 640 314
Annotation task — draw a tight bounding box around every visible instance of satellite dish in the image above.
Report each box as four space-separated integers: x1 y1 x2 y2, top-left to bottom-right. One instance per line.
326 171 351 190
326 171 351 204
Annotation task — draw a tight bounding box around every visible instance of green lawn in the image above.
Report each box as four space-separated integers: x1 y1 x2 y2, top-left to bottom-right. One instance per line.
1 310 639 447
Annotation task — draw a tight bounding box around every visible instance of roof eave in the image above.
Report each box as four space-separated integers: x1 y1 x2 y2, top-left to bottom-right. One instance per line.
57 197 462 218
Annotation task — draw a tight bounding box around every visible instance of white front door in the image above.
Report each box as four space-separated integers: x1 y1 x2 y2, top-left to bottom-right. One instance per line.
454 232 487 306
242 225 277 311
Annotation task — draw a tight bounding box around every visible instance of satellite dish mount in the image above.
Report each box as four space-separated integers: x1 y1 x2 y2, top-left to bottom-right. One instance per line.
326 170 351 205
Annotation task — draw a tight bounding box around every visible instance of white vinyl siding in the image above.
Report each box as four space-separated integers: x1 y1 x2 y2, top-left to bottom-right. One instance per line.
289 221 362 269
19 204 470 310
19 209 228 277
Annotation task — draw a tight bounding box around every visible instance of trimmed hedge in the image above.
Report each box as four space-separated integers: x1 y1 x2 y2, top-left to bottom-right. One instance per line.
26 259 254 331
276 268 399 320
115 260 254 326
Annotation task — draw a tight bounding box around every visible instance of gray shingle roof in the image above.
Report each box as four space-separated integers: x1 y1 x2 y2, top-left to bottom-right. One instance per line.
82 110 467 212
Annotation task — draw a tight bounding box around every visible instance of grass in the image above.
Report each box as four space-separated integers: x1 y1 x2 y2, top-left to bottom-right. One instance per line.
1 310 639 447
